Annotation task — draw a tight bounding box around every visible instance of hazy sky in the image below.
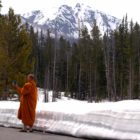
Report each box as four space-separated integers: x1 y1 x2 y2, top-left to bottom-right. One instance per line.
1 0 140 22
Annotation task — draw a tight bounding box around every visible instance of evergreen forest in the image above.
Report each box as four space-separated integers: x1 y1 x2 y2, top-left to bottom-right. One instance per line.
0 1 140 101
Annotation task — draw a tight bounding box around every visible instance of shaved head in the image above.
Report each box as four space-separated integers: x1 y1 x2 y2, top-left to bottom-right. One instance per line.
27 74 34 81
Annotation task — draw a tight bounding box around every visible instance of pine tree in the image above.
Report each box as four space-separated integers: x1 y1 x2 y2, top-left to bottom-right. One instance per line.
133 22 140 99
0 8 34 94
78 25 91 100
90 20 102 102
29 26 40 82
128 20 134 99
44 29 53 102
103 31 117 101
69 42 79 98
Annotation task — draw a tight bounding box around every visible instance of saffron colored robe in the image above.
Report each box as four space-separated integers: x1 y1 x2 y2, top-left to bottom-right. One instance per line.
17 80 37 126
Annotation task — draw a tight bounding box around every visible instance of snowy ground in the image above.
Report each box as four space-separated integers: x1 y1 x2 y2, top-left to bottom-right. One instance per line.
0 89 140 140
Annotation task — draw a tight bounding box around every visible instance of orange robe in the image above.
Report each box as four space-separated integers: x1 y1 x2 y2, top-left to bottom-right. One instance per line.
17 80 37 127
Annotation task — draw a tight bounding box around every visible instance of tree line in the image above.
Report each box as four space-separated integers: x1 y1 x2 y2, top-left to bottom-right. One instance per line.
0 2 140 101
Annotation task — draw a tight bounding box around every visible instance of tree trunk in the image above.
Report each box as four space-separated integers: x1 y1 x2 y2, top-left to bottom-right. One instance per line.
78 62 81 100
88 62 92 102
44 66 48 102
66 52 69 94
138 47 140 99
52 29 57 102
120 73 123 100
139 63 140 99
128 58 133 99
103 38 111 100
94 61 97 102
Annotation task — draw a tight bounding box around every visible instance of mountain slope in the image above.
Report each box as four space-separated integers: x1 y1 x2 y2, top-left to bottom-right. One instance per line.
21 3 121 38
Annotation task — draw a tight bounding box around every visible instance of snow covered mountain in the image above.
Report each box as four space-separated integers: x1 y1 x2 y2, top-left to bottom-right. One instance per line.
21 3 121 38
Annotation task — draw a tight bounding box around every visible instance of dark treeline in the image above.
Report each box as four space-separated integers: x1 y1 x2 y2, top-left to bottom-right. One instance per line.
34 16 140 102
0 3 140 101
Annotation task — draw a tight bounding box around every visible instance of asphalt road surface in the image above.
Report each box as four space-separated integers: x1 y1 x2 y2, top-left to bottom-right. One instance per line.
0 127 87 140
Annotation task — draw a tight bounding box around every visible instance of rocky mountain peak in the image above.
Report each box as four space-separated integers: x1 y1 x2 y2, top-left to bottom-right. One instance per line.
21 3 121 38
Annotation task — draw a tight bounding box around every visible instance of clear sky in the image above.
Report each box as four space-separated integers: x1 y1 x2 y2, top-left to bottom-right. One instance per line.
1 0 140 22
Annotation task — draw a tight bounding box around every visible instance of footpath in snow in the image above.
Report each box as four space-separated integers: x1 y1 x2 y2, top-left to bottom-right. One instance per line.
0 90 139 140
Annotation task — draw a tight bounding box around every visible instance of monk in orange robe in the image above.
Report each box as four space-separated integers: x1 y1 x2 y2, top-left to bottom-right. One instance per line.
13 74 37 132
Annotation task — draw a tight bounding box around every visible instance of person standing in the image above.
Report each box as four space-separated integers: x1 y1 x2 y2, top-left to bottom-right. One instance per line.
13 74 38 132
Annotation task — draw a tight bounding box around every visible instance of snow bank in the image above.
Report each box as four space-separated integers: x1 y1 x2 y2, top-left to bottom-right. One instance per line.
0 100 140 139
36 100 140 140
1 88 140 139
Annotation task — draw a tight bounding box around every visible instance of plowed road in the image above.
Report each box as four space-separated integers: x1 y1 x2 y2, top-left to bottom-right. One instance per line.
0 127 86 140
